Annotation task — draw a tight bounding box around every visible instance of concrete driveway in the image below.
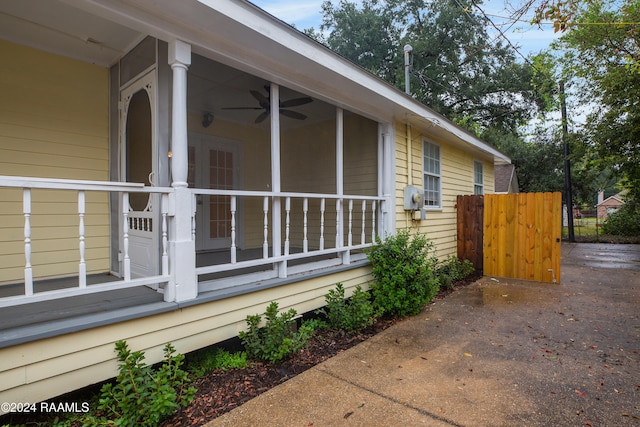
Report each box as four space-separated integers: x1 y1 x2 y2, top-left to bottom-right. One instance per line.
207 243 640 426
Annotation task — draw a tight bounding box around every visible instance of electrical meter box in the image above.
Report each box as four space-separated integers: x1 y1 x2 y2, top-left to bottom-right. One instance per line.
403 186 422 211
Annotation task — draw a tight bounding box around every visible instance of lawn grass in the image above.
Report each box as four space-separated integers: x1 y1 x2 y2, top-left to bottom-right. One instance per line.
569 217 600 237
562 216 640 243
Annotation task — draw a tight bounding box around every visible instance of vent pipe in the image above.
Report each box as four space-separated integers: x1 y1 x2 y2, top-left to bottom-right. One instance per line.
404 44 413 95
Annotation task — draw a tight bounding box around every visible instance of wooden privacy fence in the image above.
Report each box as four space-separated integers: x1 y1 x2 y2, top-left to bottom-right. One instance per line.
457 192 562 284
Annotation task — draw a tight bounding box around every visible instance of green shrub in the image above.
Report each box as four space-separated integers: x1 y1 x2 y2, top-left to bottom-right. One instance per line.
435 256 475 290
601 202 640 236
89 340 195 427
317 283 377 333
239 301 313 363
366 230 440 317
301 317 329 331
187 347 248 377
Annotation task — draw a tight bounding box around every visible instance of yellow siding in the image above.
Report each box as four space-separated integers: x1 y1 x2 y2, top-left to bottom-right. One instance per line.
0 40 110 284
394 121 496 259
0 267 373 405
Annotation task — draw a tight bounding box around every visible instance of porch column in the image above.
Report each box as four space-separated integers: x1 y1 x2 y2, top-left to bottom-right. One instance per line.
169 40 190 188
167 39 197 302
270 83 285 278
379 123 394 238
336 108 348 264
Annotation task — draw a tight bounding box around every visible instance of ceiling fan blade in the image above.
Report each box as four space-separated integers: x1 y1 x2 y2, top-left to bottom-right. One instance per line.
255 111 270 123
250 90 270 108
280 109 307 120
280 96 313 108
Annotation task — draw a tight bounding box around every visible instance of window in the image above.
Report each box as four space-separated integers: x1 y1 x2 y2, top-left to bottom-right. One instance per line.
423 141 441 208
474 161 484 195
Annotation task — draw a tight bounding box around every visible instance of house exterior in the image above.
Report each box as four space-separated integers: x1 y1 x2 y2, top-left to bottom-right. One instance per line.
596 191 626 220
0 0 510 407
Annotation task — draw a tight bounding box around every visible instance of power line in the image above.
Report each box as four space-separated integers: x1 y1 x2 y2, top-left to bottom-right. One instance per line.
468 0 534 67
480 12 640 27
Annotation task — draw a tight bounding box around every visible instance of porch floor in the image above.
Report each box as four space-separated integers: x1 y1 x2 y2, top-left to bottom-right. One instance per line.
0 283 169 349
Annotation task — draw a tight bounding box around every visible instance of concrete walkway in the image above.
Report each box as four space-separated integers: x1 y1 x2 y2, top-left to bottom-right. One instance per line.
206 243 640 426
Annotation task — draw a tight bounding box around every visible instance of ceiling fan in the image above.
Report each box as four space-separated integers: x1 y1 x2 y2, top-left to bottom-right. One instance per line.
222 86 313 123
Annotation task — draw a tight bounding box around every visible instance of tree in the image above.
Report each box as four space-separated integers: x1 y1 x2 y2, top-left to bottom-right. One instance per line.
484 128 565 194
504 0 640 70
554 0 640 202
316 0 542 136
318 0 402 83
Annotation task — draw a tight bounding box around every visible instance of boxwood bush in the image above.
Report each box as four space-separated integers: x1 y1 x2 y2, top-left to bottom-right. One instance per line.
316 283 377 333
366 230 439 317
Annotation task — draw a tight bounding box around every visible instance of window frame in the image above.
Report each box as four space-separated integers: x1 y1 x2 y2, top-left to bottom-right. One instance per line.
422 139 442 210
474 160 484 195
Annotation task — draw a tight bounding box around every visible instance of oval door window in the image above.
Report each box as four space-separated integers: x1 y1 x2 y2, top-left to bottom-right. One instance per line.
125 89 152 211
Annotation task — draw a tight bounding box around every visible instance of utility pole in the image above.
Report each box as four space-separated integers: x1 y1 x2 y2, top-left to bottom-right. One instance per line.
560 80 575 242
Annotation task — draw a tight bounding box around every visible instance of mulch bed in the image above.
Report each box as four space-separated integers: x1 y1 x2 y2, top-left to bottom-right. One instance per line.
160 320 396 426
161 274 479 426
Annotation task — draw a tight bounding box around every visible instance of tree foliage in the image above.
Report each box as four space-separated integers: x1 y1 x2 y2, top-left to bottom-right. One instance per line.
554 0 640 202
318 0 402 82
316 0 541 136
485 127 566 194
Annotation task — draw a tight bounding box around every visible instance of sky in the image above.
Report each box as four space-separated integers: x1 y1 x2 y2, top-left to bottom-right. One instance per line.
250 0 561 60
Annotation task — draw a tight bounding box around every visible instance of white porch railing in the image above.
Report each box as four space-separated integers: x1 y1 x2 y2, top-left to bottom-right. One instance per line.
0 175 386 307
0 176 173 308
192 189 385 289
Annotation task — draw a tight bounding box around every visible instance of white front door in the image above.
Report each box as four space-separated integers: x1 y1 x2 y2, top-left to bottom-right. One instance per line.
188 133 241 251
120 71 159 278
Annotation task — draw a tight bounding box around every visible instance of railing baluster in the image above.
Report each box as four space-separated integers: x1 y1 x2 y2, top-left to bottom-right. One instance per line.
191 194 197 242
78 191 87 288
336 199 341 248
348 199 353 247
303 197 308 253
123 193 131 281
361 200 366 245
372 200 376 242
319 198 325 250
284 197 291 256
161 194 169 276
23 188 33 296
230 195 237 264
263 196 269 258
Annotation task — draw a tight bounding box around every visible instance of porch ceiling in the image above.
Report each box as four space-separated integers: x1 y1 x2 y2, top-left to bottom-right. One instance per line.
0 0 143 67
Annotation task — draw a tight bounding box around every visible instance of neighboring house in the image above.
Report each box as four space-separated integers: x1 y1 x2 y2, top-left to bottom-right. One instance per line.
596 191 627 220
494 164 519 194
0 0 510 406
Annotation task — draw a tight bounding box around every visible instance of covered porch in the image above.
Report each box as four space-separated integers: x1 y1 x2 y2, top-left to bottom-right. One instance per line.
0 0 404 407
0 4 394 349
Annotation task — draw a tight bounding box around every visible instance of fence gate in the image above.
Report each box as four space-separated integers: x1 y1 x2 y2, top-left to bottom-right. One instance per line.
456 195 484 273
483 192 562 284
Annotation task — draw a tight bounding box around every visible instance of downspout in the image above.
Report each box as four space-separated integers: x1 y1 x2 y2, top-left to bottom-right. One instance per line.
406 123 412 229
